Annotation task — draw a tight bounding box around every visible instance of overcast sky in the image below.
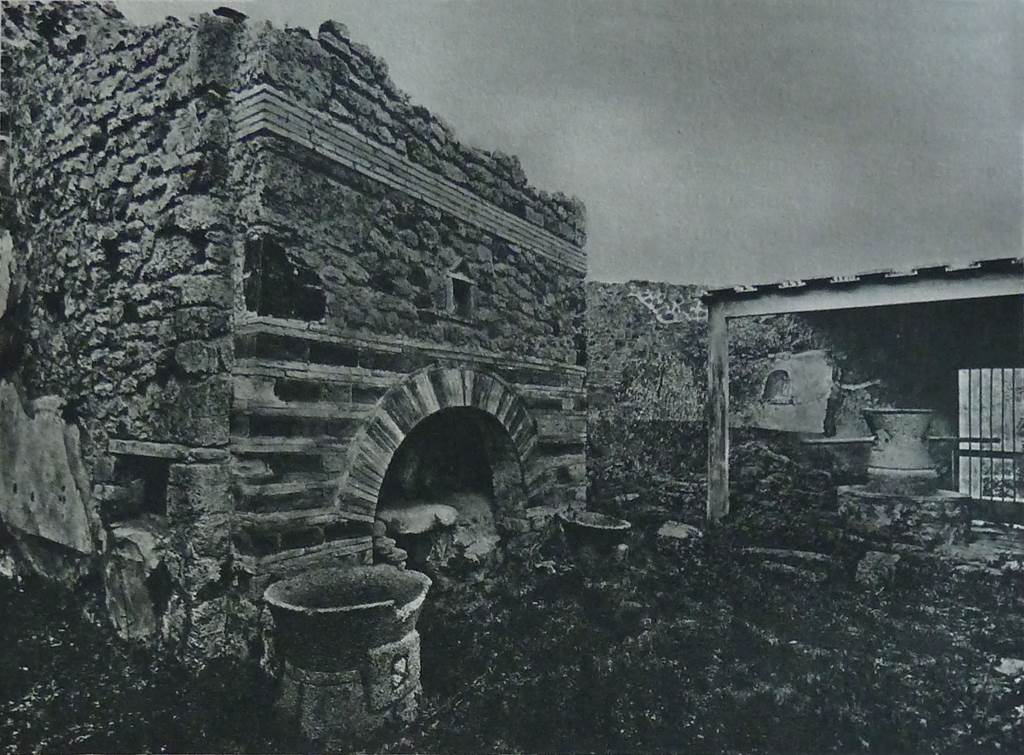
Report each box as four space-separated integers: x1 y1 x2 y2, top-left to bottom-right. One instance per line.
117 0 1021 287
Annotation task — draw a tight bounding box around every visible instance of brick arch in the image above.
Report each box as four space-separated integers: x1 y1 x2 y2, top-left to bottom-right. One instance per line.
338 366 539 515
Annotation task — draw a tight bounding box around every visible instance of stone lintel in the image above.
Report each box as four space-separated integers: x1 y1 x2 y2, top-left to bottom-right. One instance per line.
109 438 229 462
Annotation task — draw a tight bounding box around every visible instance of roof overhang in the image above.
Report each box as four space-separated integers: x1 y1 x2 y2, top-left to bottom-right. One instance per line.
701 257 1024 318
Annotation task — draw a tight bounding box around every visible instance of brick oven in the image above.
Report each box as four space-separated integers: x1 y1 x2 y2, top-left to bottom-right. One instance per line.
1 2 586 660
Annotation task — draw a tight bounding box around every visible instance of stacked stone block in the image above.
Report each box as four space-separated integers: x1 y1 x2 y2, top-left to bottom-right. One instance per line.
3 2 252 660
256 20 586 248
223 17 588 587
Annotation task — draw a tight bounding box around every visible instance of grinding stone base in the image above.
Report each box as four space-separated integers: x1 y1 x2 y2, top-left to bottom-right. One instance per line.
838 485 971 548
865 468 941 496
277 629 422 746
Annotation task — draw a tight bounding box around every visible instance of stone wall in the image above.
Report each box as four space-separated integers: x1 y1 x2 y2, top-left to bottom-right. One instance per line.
225 19 588 590
2 2 249 658
243 145 583 363
586 281 1022 494
586 281 707 423
249 20 585 248
2 1 587 660
4 3 239 450
587 281 890 438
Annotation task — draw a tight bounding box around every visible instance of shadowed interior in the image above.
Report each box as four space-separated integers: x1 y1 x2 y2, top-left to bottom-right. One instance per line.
378 407 528 553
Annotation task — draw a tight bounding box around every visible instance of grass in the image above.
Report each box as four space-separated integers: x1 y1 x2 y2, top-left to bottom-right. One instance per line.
3 519 1024 753
383 525 1024 754
0 575 307 754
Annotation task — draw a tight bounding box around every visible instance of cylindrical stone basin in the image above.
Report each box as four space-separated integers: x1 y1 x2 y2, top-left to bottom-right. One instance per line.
863 408 939 494
559 511 632 552
264 565 432 744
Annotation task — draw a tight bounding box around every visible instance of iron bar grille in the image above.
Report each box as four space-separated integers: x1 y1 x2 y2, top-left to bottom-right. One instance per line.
958 368 1023 502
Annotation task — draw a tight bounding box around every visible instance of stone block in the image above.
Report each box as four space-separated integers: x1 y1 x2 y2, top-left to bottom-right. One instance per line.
187 513 232 558
172 306 230 339
91 454 118 483
526 505 558 530
0 548 16 580
92 481 144 520
967 520 1024 561
186 595 233 662
165 550 225 599
365 629 421 713
502 516 531 535
193 14 240 93
390 688 420 724
838 485 970 548
761 561 828 584
318 20 352 55
0 229 16 317
856 551 901 588
103 517 168 641
160 593 190 649
173 339 220 375
373 535 408 568
167 462 231 520
377 503 458 535
164 375 230 446
657 521 703 543
171 273 232 309
996 658 1024 678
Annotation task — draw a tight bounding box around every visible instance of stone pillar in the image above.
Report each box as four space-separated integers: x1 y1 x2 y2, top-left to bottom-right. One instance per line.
165 460 234 661
707 304 730 520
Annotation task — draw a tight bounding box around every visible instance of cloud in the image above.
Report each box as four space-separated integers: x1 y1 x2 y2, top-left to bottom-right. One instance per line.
117 0 1020 286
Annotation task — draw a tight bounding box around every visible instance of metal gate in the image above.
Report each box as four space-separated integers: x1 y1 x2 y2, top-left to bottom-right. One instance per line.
958 368 1024 502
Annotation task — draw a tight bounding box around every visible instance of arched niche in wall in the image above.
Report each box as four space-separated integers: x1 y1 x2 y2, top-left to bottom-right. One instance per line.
762 368 793 405
338 366 539 525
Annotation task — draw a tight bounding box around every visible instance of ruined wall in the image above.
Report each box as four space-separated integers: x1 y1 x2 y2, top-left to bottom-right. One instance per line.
4 3 237 450
588 282 1023 433
248 21 585 248
245 146 582 363
587 281 706 422
3 2 586 658
223 18 588 591
587 280 895 438
1 2 256 658
586 282 1022 502
586 282 709 515
231 19 587 366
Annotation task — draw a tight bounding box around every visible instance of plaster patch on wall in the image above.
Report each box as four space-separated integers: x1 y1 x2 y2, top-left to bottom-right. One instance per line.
734 350 835 433
0 381 95 553
626 283 705 324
